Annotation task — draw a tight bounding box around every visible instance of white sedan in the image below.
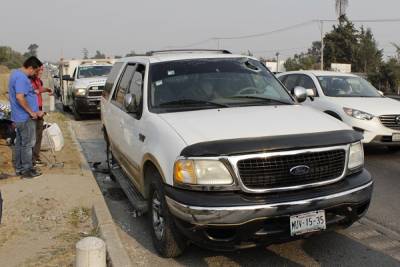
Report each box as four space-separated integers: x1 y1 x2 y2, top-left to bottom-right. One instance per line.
277 71 400 150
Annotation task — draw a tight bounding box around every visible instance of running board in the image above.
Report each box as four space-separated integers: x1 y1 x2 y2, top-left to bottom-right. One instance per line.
111 167 148 213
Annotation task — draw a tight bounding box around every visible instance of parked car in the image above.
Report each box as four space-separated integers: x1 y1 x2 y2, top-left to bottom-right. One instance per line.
101 50 373 257
59 59 115 120
277 71 400 151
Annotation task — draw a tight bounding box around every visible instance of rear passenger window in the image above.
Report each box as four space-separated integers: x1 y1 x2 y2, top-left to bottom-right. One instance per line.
112 64 136 108
103 62 124 99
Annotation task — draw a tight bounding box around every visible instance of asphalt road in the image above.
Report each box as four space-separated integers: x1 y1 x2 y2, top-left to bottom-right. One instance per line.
70 116 400 266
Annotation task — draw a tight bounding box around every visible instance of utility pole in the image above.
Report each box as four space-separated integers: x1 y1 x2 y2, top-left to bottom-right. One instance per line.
276 52 280 72
320 20 324 70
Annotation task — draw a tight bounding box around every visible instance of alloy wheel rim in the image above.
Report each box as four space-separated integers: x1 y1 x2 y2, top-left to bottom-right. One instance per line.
152 191 165 240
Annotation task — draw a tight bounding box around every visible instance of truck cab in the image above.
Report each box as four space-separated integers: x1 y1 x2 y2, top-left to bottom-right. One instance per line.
59 59 114 119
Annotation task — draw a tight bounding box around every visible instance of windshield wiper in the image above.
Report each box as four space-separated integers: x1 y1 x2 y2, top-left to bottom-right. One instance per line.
159 99 229 108
229 95 291 105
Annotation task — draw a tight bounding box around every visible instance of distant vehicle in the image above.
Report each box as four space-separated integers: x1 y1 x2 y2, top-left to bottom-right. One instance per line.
277 71 400 151
58 59 115 120
102 50 373 257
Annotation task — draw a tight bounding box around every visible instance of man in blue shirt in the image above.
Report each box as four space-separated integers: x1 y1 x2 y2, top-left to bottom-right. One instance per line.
9 56 44 178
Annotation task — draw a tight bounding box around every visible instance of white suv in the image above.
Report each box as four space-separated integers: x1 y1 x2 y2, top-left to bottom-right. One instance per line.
101 50 373 257
277 71 400 150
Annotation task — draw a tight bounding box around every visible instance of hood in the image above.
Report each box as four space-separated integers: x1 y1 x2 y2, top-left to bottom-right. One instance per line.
74 77 107 88
329 97 400 116
159 105 350 145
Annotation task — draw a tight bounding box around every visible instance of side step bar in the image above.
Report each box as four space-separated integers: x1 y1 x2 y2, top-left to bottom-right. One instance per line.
110 167 148 213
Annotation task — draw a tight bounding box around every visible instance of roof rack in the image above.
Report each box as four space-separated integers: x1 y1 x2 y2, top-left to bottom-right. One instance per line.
145 49 232 56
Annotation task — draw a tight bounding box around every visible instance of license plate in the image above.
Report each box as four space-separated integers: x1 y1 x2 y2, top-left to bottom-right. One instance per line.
290 210 326 236
393 133 400 142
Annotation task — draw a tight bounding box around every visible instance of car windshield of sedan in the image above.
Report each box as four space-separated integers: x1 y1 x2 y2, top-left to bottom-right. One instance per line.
149 58 294 112
317 76 381 97
78 65 112 78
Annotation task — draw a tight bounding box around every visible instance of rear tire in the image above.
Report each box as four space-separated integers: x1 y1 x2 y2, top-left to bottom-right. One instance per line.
72 106 81 121
149 176 186 258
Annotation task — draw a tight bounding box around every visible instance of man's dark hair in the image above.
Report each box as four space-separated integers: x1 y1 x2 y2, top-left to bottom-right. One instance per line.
23 56 43 69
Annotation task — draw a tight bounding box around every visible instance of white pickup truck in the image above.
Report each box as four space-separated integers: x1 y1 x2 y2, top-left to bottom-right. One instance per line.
101 50 373 257
58 59 114 120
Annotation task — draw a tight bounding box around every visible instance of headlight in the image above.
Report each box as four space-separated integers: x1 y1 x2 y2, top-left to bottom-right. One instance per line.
348 142 364 170
174 159 233 186
74 88 86 96
343 107 373 120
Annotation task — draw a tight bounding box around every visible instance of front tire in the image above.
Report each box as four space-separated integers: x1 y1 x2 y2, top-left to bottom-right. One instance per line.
106 140 116 182
149 177 186 258
72 105 81 121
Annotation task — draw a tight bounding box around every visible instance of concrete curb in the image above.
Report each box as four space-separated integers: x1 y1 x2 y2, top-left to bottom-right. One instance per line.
362 217 400 242
68 121 133 267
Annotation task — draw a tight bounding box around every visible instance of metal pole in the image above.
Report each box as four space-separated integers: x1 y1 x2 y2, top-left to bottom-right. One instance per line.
276 52 280 72
320 20 324 70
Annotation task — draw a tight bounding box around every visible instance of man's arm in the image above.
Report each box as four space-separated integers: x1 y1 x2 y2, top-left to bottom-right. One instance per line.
16 93 38 119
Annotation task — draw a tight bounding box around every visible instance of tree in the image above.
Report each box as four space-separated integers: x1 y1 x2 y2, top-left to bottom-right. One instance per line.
323 17 358 69
391 43 400 62
82 48 89 59
0 46 25 69
335 0 349 22
355 27 383 73
23 43 39 58
368 58 400 93
284 41 321 71
92 50 106 59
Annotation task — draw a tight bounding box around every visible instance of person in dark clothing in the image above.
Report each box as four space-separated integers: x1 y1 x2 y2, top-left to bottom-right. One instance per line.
30 65 52 166
8 56 44 178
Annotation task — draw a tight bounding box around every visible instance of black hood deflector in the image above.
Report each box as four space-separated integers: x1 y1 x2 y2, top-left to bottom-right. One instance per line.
180 130 362 157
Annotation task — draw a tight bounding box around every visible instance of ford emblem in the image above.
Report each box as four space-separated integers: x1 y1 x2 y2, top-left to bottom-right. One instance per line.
290 165 310 176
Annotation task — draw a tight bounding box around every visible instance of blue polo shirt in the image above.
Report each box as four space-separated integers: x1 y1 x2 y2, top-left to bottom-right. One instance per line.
8 70 39 122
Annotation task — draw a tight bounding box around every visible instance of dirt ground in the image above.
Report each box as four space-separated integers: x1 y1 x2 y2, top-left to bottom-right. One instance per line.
0 110 98 266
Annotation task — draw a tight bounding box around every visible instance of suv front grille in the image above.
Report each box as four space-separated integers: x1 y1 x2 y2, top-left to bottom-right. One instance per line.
237 149 346 189
88 86 104 97
379 115 400 130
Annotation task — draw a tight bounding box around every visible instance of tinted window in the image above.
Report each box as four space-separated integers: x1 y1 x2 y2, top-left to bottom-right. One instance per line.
103 62 123 99
283 74 300 92
77 65 112 78
317 76 381 97
149 58 293 113
113 64 136 107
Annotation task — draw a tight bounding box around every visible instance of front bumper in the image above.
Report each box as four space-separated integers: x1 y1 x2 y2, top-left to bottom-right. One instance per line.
74 97 101 114
346 117 400 144
165 170 373 249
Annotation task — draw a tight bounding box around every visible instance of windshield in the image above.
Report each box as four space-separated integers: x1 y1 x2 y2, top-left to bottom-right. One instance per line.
77 65 112 78
149 58 294 112
317 76 381 97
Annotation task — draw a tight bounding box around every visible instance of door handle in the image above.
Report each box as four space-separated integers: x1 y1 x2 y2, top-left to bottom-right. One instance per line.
139 133 146 142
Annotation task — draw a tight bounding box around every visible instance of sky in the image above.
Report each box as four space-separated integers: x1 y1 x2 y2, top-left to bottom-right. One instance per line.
1 0 400 61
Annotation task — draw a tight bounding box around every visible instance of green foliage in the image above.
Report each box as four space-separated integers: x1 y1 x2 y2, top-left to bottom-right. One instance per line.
323 17 382 73
368 58 400 93
284 41 321 71
23 43 39 58
82 48 89 59
0 46 26 69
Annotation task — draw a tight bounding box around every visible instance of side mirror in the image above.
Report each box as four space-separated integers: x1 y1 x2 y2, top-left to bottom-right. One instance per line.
293 86 307 103
378 90 384 96
62 75 74 81
306 89 315 101
124 93 138 113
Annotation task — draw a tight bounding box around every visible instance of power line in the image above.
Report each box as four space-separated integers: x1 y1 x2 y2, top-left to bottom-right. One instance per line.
213 20 316 40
